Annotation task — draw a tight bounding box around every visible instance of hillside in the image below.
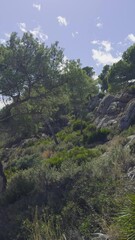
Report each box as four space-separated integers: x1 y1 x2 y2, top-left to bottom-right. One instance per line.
0 90 135 240
0 33 135 240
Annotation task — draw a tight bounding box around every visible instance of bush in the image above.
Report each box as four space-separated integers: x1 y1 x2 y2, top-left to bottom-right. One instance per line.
72 119 87 131
116 194 135 240
45 146 101 167
83 127 110 144
12 154 40 170
4 171 35 204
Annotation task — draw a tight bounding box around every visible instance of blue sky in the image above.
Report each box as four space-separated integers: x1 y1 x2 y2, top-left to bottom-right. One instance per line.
1 0 135 77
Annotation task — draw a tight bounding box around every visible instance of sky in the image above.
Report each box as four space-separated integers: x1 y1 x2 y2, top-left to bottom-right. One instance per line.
1 0 135 78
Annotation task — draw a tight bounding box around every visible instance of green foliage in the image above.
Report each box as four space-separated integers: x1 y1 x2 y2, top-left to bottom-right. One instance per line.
12 153 40 171
4 170 35 204
117 194 135 240
45 146 101 167
108 60 130 92
123 44 135 64
24 207 66 240
82 66 95 78
108 44 135 92
65 60 98 118
98 64 110 92
1 32 135 240
83 127 110 144
72 119 87 131
0 33 65 101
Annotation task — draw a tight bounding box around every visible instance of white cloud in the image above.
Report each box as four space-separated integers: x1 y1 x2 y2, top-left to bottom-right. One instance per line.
33 3 41 11
72 31 79 38
91 40 112 52
57 16 68 26
101 41 112 52
91 40 99 45
127 33 135 43
0 39 6 44
18 23 48 42
96 22 103 28
30 26 48 41
92 49 121 66
19 22 27 32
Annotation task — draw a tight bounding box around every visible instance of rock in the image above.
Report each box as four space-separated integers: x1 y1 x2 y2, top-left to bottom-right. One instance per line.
119 100 135 130
89 91 135 132
96 95 115 115
95 115 118 129
119 92 135 103
107 101 119 115
88 95 101 111
127 166 135 180
92 233 109 240
125 135 135 150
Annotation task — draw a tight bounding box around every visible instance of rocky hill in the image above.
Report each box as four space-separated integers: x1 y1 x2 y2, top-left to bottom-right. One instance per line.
0 89 135 240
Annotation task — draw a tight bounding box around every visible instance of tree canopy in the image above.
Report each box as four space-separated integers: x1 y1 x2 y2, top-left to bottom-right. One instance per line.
107 44 135 92
0 32 97 141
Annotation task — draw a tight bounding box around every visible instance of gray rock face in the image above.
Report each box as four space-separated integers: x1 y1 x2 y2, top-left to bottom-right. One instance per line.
91 92 135 131
88 95 101 112
119 100 135 131
107 101 119 115
96 95 115 115
119 92 134 103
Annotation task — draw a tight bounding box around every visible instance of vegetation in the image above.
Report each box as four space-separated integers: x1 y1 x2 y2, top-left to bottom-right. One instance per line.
0 32 135 240
99 44 135 93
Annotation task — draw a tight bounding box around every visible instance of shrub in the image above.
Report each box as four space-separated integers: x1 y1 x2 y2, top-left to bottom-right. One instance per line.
116 194 135 240
83 127 110 145
24 207 66 240
46 146 101 167
72 119 87 131
4 170 35 204
12 154 40 170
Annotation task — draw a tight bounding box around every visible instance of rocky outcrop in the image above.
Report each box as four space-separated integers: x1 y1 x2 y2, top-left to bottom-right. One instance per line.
88 91 135 131
119 100 135 130
96 95 116 115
